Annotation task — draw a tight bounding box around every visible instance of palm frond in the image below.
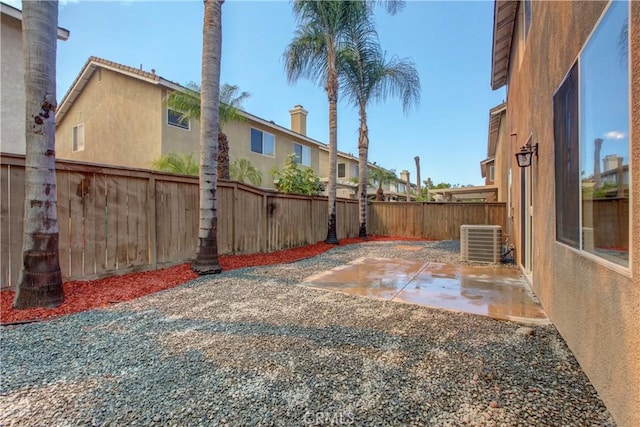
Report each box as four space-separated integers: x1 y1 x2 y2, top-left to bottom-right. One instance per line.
165 82 250 128
230 158 262 186
220 83 251 126
152 153 199 176
166 88 201 123
374 54 421 113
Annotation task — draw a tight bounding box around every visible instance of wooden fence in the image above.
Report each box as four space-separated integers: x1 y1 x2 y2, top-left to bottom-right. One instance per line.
1 154 505 287
369 201 506 241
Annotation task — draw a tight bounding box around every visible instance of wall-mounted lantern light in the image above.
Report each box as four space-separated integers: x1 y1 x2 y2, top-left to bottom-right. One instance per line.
515 143 538 168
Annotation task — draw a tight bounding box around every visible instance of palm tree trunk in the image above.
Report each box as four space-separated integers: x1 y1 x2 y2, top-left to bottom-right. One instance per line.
218 132 230 180
414 156 421 197
325 65 339 244
358 104 369 238
13 0 64 309
192 0 223 275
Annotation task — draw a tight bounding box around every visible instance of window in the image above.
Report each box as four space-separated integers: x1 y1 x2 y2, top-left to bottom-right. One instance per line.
293 143 311 166
489 165 495 182
553 1 629 268
72 123 84 152
250 128 275 156
353 164 359 178
338 163 346 178
167 108 189 130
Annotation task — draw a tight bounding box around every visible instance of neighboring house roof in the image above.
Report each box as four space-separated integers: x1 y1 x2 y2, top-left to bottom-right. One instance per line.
56 56 333 152
481 102 507 177
490 0 518 90
56 56 182 125
56 56 390 173
0 2 70 40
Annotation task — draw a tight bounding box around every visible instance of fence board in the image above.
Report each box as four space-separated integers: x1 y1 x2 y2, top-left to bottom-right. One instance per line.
82 172 97 276
234 188 263 254
186 182 198 258
127 177 148 267
56 170 71 278
177 182 187 259
94 174 108 274
216 184 234 254
105 175 119 271
9 166 26 284
69 172 86 278
1 165 11 287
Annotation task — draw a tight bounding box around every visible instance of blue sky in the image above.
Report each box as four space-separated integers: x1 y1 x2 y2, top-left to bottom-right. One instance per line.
9 0 505 186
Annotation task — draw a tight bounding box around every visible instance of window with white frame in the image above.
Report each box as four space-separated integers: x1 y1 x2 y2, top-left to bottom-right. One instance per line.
553 0 629 268
353 164 359 178
293 142 311 166
489 165 495 182
338 163 346 178
72 123 84 152
250 128 275 156
167 108 190 130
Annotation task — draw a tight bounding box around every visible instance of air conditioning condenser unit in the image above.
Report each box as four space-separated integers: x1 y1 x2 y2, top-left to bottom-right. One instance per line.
460 225 502 264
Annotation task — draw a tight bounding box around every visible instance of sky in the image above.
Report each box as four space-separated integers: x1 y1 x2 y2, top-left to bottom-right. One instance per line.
8 0 506 186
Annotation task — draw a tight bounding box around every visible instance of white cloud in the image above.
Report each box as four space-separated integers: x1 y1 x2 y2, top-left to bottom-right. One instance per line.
603 131 626 140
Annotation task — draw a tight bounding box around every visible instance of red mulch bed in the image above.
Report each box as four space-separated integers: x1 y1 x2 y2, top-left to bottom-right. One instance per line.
1 236 430 324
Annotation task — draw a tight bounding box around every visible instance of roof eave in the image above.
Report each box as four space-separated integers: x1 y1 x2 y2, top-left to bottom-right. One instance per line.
486 101 507 157
490 0 518 90
1 3 70 40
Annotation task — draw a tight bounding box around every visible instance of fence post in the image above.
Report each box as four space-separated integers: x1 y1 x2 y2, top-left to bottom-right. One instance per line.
232 183 238 254
261 193 268 253
309 196 314 244
148 174 157 270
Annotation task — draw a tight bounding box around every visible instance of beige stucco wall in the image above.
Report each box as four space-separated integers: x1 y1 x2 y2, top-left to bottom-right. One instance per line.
55 70 330 190
504 2 639 425
1 14 25 154
56 68 163 168
221 119 322 189
159 88 200 158
494 110 509 203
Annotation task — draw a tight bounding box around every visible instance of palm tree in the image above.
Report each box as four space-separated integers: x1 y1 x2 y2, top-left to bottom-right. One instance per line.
166 82 250 179
284 1 365 244
284 0 405 244
368 167 397 201
152 153 199 176
230 158 262 186
13 0 64 309
192 0 223 275
339 15 420 237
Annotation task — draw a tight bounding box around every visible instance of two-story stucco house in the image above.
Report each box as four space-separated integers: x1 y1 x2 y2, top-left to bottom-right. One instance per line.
55 56 382 195
0 2 69 154
490 1 638 425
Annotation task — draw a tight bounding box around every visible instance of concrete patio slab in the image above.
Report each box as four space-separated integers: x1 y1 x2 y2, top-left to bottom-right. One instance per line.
301 257 549 324
301 257 428 300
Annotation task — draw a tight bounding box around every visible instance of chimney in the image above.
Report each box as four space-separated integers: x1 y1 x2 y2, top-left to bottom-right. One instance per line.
289 105 308 136
400 170 411 198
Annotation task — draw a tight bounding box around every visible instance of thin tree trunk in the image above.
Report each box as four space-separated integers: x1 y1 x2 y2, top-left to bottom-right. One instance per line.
325 64 339 244
358 104 369 238
14 0 64 309
414 156 421 199
218 132 230 180
192 0 223 274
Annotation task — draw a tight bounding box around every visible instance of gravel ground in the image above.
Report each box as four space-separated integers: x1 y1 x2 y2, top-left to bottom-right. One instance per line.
0 241 615 426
